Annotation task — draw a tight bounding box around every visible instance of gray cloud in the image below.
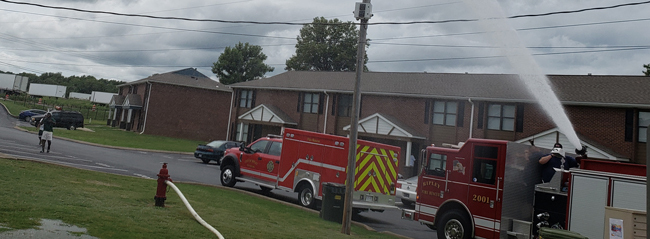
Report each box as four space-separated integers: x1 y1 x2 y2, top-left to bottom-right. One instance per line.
0 0 648 82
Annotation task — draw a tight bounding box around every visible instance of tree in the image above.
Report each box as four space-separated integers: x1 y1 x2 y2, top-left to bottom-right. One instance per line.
285 17 368 72
644 63 650 76
212 42 274 85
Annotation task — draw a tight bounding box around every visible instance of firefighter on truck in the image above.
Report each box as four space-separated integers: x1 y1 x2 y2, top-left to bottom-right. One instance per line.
401 139 590 239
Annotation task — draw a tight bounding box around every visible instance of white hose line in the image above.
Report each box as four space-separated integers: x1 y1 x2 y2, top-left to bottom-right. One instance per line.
165 180 225 239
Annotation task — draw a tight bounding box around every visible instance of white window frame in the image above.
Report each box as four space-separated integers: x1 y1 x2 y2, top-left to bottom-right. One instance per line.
239 90 253 108
236 122 249 142
303 93 320 114
487 104 515 131
432 101 458 126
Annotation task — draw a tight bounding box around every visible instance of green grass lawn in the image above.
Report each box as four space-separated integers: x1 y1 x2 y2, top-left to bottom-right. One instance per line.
0 99 32 117
0 158 395 239
21 124 204 153
3 100 205 152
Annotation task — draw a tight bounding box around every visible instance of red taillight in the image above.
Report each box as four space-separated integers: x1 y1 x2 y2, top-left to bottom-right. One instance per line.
396 182 402 188
207 149 213 152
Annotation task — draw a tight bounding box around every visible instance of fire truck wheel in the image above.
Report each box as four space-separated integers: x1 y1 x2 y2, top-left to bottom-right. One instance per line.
220 165 237 187
298 186 316 208
436 209 471 239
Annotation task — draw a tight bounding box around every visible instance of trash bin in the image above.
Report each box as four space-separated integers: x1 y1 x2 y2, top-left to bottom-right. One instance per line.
319 183 346 224
539 227 588 239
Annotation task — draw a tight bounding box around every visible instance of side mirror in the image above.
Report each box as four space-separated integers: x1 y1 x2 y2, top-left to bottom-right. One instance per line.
239 145 248 153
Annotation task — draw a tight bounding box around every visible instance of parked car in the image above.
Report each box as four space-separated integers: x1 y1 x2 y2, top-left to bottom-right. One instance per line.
29 111 84 130
18 109 47 121
396 175 418 208
194 140 242 164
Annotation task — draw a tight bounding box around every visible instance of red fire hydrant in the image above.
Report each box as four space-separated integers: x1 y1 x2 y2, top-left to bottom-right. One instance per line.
154 163 172 207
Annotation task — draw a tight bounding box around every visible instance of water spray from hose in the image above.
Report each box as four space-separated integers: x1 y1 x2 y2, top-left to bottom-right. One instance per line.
462 0 583 150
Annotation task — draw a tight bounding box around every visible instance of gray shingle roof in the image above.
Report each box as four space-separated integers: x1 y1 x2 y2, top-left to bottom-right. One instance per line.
120 68 231 92
232 71 650 107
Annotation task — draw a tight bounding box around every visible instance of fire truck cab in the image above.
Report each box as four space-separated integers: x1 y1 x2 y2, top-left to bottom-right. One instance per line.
402 138 646 239
403 138 523 239
219 128 401 211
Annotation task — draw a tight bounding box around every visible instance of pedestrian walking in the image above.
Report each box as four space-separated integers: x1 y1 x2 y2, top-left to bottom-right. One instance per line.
40 112 55 153
36 118 44 145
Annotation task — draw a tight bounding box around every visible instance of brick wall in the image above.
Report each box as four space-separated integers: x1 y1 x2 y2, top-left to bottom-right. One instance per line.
567 106 634 158
230 88 644 162
143 83 231 141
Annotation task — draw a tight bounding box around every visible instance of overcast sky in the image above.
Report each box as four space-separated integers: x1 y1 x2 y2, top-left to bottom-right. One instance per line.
0 0 648 82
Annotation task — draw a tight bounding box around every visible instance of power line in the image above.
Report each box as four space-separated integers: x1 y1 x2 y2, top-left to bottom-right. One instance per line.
367 47 650 63
0 8 296 40
372 17 650 41
371 42 650 49
1 0 649 26
0 43 295 53
5 46 648 67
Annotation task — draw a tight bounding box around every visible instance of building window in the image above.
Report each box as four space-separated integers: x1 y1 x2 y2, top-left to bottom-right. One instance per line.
337 94 352 117
236 123 249 142
239 90 253 108
487 104 515 131
303 93 320 114
432 101 457 126
639 112 650 143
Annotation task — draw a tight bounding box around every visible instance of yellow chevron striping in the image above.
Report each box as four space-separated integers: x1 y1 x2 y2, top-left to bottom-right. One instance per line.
353 145 400 194
356 145 371 171
382 148 398 177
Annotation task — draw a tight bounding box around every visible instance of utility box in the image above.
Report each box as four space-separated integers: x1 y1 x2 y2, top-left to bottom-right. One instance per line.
604 207 646 239
354 2 372 20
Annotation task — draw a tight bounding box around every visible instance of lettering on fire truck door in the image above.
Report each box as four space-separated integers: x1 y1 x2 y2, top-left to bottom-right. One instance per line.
467 144 504 237
241 140 269 180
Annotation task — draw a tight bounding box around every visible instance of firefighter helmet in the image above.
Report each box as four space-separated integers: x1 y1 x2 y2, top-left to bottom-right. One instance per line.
550 147 565 157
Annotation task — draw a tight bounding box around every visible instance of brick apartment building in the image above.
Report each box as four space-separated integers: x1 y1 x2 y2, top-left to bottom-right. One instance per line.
227 71 650 178
109 68 232 141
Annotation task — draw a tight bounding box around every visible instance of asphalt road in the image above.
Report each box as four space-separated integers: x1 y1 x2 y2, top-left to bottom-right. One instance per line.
0 104 434 239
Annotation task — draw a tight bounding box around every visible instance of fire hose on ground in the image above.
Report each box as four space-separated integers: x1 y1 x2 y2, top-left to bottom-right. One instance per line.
165 180 225 239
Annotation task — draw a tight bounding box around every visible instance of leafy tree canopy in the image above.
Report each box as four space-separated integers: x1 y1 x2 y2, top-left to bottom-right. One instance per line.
644 63 650 76
212 42 274 85
285 17 368 72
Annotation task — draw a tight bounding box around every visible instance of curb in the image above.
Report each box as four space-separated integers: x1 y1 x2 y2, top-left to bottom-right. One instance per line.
0 101 18 118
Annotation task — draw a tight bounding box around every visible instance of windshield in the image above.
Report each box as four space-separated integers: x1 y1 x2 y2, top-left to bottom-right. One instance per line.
206 140 227 148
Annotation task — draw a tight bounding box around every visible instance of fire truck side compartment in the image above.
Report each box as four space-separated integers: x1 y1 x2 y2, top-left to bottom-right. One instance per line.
500 142 548 236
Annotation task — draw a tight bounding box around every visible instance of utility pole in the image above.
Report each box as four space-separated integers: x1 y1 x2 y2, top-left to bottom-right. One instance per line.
342 0 371 235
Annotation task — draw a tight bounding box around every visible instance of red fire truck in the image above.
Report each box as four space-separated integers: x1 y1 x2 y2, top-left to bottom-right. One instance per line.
401 138 646 239
219 128 401 211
